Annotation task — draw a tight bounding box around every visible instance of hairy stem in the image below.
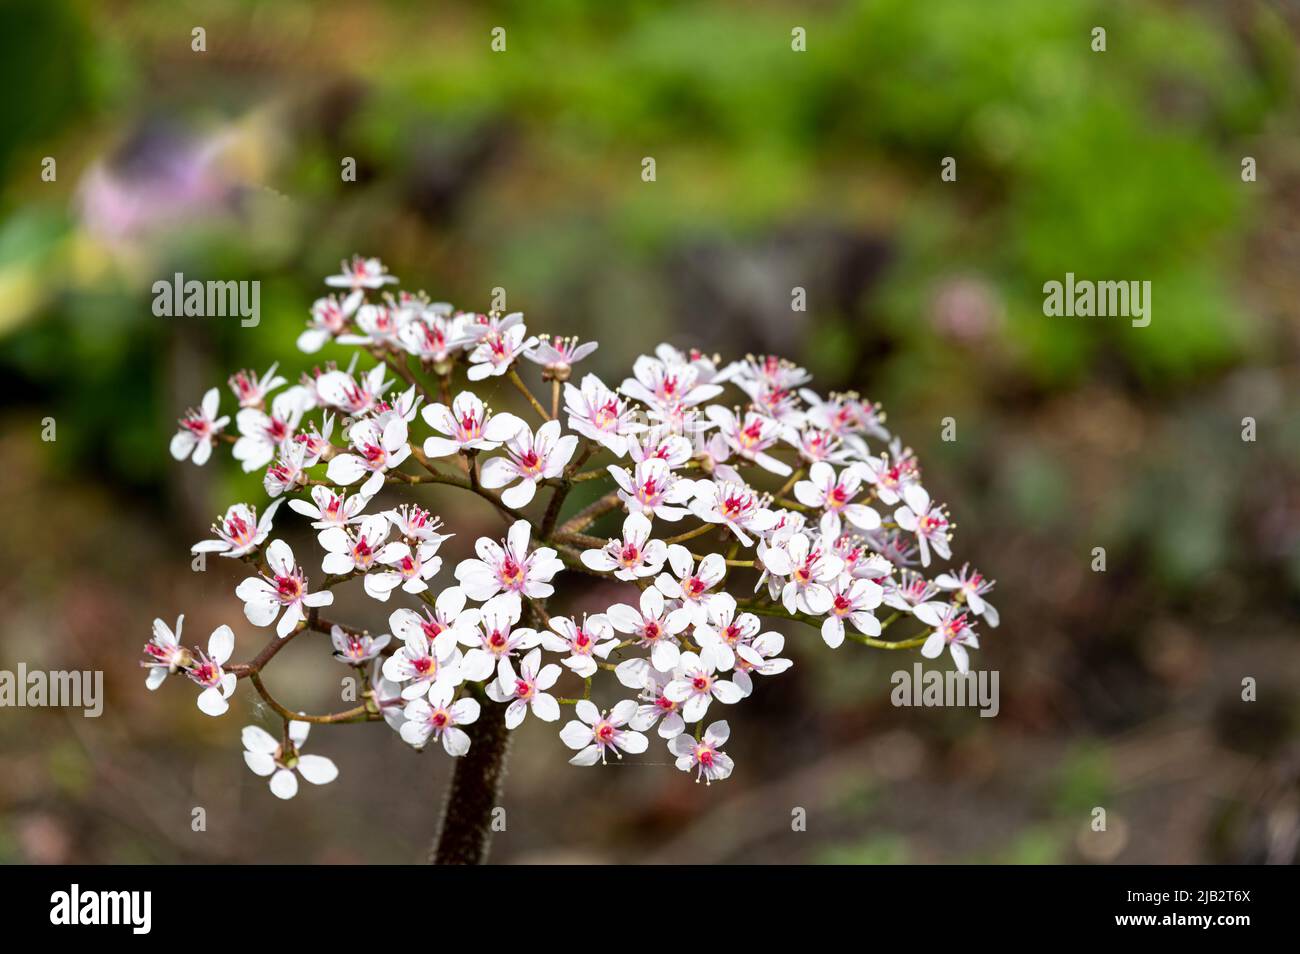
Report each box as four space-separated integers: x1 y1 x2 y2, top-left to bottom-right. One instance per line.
429 695 512 865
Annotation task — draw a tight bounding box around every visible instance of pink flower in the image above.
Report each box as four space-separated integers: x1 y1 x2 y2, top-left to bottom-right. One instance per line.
733 632 791 696
669 720 734 784
325 255 398 291
319 514 391 576
916 603 980 674
228 364 286 409
454 520 564 601
288 486 371 534
688 479 777 546
655 545 727 629
893 484 951 567
758 530 845 615
559 699 648 766
607 457 696 521
236 540 334 638
329 624 390 665
933 564 999 627
384 504 450 546
706 406 793 477
466 322 537 381
820 576 883 649
626 668 686 739
478 420 579 508
185 624 237 716
794 462 880 535
191 499 283 559
170 387 229 465
384 601 465 699
327 418 411 497
620 354 722 422
524 334 598 381
299 291 361 353
233 390 305 473
364 540 444 601
141 615 193 690
564 373 642 456
579 512 667 581
314 364 391 418
421 391 526 458
263 442 310 498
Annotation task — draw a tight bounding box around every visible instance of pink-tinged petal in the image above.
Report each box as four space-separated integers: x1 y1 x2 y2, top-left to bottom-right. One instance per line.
560 720 595 750
442 726 472 757
530 693 561 722
704 720 730 747
821 616 845 649
296 754 338 785
618 730 649 754
269 768 299 799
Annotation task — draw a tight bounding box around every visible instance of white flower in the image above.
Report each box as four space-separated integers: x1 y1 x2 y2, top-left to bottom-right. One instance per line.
330 625 390 664
579 512 667 581
319 514 391 576
400 683 480 755
794 461 881 536
882 569 941 613
235 540 333 638
858 440 920 505
141 615 192 690
383 602 464 699
628 429 694 469
664 645 743 723
191 499 283 559
607 457 696 521
243 721 339 799
421 391 526 458
315 364 391 417
692 592 762 670
399 307 468 365
933 564 999 627
385 504 450 546
689 479 777 546
263 442 309 498
364 540 444 601
288 486 371 534
733 632 792 696
454 519 564 601
228 364 287 409
487 648 562 728
337 301 402 348
757 530 844 615
299 291 361 353
327 418 411 497
705 406 793 477
457 593 542 682
893 484 951 567
654 545 726 629
619 354 722 421
559 699 648 765
233 390 304 473
627 668 686 738
820 576 883 649
606 586 687 673
325 255 398 291
185 624 238 716
466 322 537 380
668 720 734 784
478 420 579 508
524 334 598 380
541 613 618 679
916 603 980 674
169 387 229 465
564 373 641 456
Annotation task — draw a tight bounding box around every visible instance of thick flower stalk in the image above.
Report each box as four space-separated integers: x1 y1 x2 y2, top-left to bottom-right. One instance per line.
146 255 998 861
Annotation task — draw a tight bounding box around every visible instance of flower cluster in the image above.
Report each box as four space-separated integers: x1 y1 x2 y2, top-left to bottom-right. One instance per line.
150 255 997 798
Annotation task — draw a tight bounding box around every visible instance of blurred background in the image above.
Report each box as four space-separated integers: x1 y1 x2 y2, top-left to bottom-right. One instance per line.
1 0 1298 864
